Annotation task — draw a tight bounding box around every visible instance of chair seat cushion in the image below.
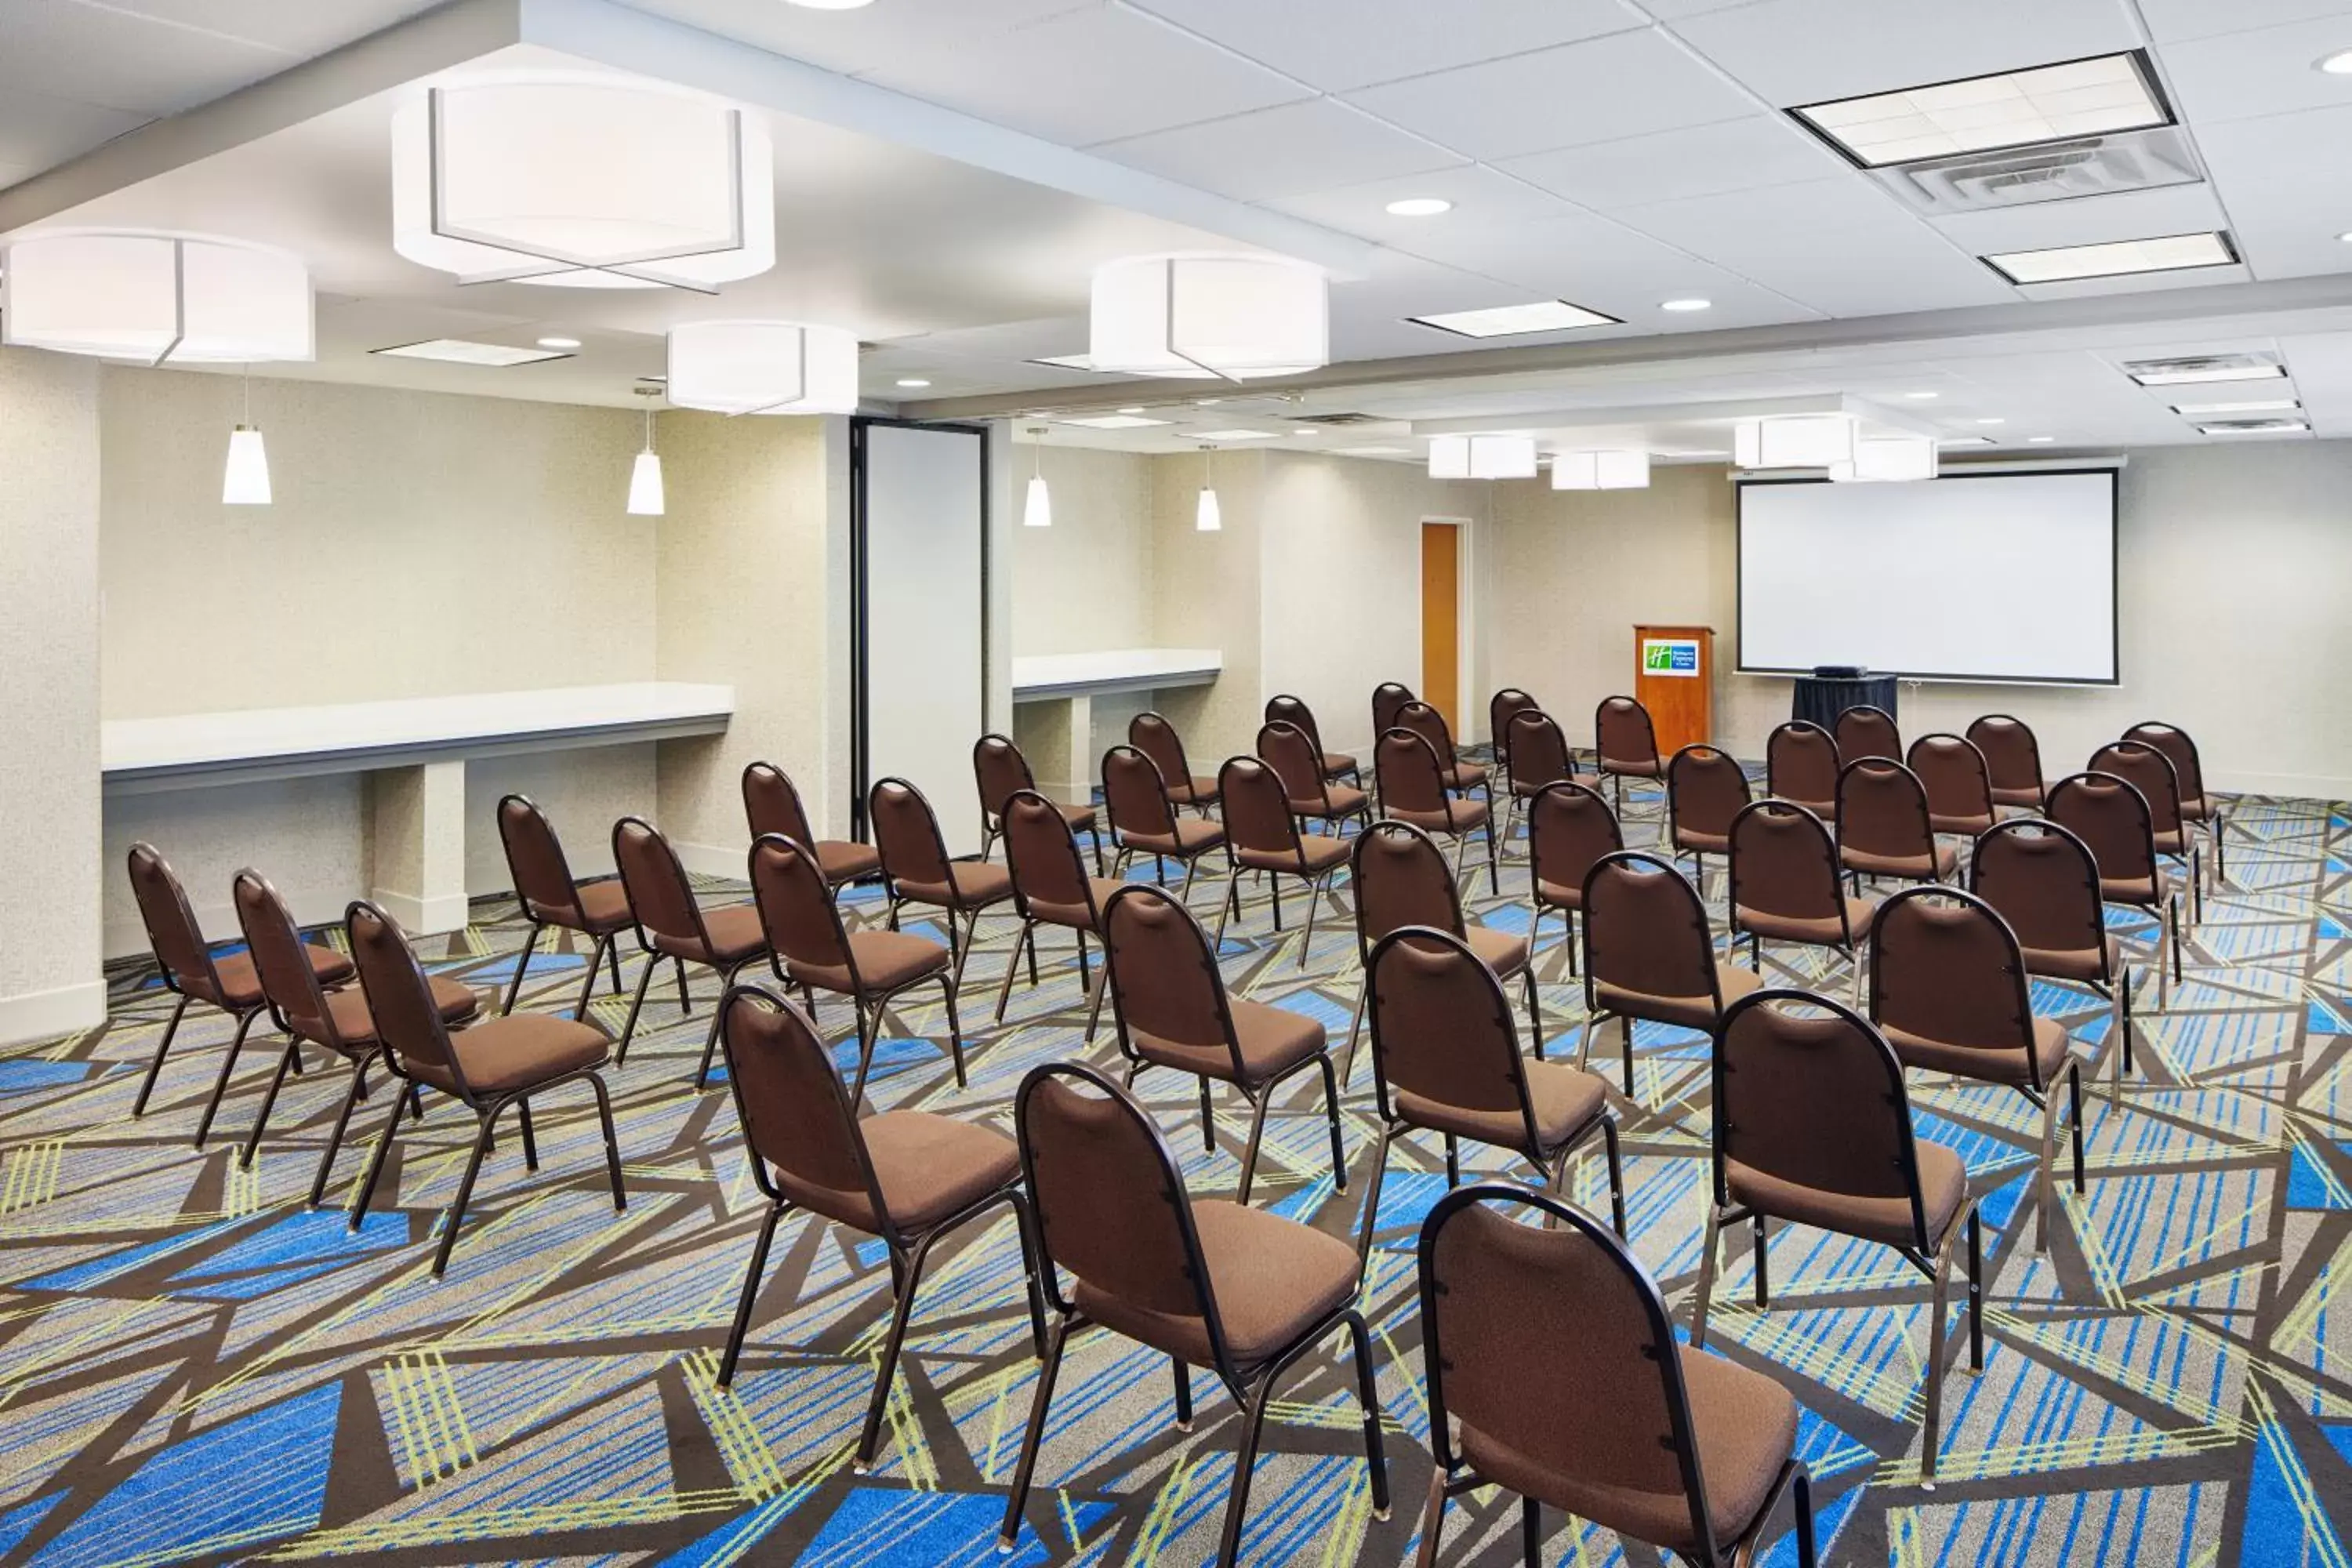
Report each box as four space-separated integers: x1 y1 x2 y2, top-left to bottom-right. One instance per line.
1594 960 1761 1033
1164 776 1221 807
1323 752 1358 779
2180 793 2217 822
1777 795 1836 822
1929 811 1996 837
898 861 1016 912
1885 1014 2071 1088
1074 1197 1359 1369
1443 760 1490 791
1465 925 1530 978
1057 803 1100 834
2020 934 2122 985
1239 834 1350 877
1397 1058 1608 1155
556 877 636 933
1120 817 1227 857
2100 868 2170 906
1840 841 1958 880
1728 1138 1965 1251
1733 897 1876 949
314 975 480 1048
1514 772 1603 800
786 929 949 997
818 840 884 887
401 1011 609 1098
1990 784 2046 809
201 942 354 1011
1292 782 1368 821
1534 877 1582 913
1025 877 1130 932
1601 757 1663 779
1132 997 1324 1087
781 1109 1019 1234
1388 799 1490 836
699 902 772 966
1675 827 1731 855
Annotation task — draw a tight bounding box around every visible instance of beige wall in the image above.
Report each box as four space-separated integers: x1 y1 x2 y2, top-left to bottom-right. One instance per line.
1009 444 1155 656
1147 446 1266 765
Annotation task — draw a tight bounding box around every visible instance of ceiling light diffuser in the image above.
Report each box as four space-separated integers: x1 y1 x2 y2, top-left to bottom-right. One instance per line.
1938 435 1995 447
1661 298 1711 312
1385 197 1453 216
1733 413 1857 469
536 336 581 349
1552 449 1651 490
222 428 271 506
896 378 931 388
1984 230 2237 285
2320 49 2352 73
2196 418 2310 434
372 339 572 365
0 230 312 363
1429 434 1537 479
665 321 860 415
1057 414 1170 429
2170 397 2299 415
1194 428 1282 441
1410 299 1620 338
1792 51 2169 169
1829 431 1937 483
1090 253 1328 379
2124 360 2285 387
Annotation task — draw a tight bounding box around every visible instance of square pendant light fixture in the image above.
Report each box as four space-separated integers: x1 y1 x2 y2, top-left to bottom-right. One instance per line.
1090 253 1327 379
1984 230 2237 285
372 339 572 365
665 321 860 415
1791 51 2170 169
1733 413 1857 469
1552 449 1651 490
1 230 313 364
1829 432 1938 483
1429 434 1537 479
1410 299 1620 339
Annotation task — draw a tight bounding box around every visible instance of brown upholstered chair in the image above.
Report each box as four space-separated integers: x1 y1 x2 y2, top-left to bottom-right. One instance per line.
1100 884 1346 1202
1580 851 1761 1102
1101 743 1231 900
1503 708 1600 829
1527 779 1623 980
2122 720 2226 888
870 775 1018 999
1343 819 1540 1073
1414 1183 1816 1568
999 1062 1387 1567
2047 771 2183 1005
1370 680 1415 740
1212 756 1351 965
1869 886 2084 1251
1361 926 1623 1236
1967 713 2049 811
742 760 881 895
1396 699 1490 803
125 840 355 1129
1694 989 1981 1488
1668 744 1751 895
1834 704 1901 764
231 869 478 1183
495 793 633 1019
1766 720 1839 821
748 833 966 1102
1130 710 1219 813
1265 692 1357 785
1374 728 1497 894
1836 758 1957 890
713 984 1042 1474
1489 687 1542 795
1254 719 1370 834
343 899 622 1276
1595 695 1663 814
1907 734 1998 848
991 789 1123 1038
2088 740 2203 925
1972 817 2133 1094
612 815 772 1086
1726 800 1875 1000
973 732 1102 873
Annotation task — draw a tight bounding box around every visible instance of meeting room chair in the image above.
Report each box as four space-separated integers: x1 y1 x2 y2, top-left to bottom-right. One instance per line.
1667 743 1751 896
1211 755 1351 965
1343 819 1541 1075
612 815 772 1086
1965 714 2048 811
1693 989 1981 1489
710 985 1042 1476
1413 1183 1816 1568
997 1062 1387 1568
2046 770 2184 1007
495 793 633 1020
231 868 478 1181
1835 757 1956 891
1502 708 1599 840
974 732 1103 873
1868 885 2085 1252
1972 817 2133 1094
1360 926 1624 1240
1527 779 1623 981
343 899 623 1276
1488 687 1542 797
1579 850 1761 1102
748 833 966 1103
1099 884 1347 1203
742 760 881 897
1909 733 1998 844
870 775 1018 1001
1595 695 1664 815
1255 719 1370 837
1101 743 1232 900
1264 693 1358 786
1370 680 1415 740
991 789 1123 1039
1726 800 1874 1001
2088 740 2203 925
1374 728 1499 893
1397 698 1491 804
1834 703 1901 763
2122 720 2227 889
126 841 358 1132
1764 720 1840 822
1129 710 1220 815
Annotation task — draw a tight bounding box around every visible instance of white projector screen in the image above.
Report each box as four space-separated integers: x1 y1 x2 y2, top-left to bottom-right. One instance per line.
1737 470 2118 684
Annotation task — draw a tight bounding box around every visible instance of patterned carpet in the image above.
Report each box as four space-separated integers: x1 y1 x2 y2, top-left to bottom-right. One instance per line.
4 776 2351 1566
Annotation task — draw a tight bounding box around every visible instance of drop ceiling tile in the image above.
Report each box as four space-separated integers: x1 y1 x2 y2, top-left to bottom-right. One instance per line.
62 0 443 56
2153 13 2352 124
0 87 148 176
1499 114 1846 209
1091 98 1462 201
2138 0 2352 44
854 4 1313 147
0 1 289 115
2185 103 2352 278
1346 28 1760 161
1120 0 1642 91
1670 0 2140 108
619 0 1095 78
1923 182 2231 255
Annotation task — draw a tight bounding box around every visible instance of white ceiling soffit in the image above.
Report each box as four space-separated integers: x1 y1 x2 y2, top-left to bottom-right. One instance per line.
1408 393 1942 442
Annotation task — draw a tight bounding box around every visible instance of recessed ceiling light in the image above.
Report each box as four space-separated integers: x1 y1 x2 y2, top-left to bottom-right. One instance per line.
1938 435 1995 447
2171 397 2300 415
1292 427 1319 436
2027 435 2056 443
1195 428 1283 441
535 336 581 350
2122 355 2285 387
2197 417 2310 434
1385 197 1453 217
1984 230 2237 285
1058 414 1170 430
1976 417 2005 425
1661 297 1711 312
1791 51 2169 169
1409 299 1621 339
1903 390 1939 400
895 378 931 388
1196 397 1224 406
372 338 572 366
2319 49 2352 74
1117 406 1147 415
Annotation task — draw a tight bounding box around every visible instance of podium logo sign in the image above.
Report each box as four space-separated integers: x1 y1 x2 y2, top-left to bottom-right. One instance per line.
1642 638 1701 677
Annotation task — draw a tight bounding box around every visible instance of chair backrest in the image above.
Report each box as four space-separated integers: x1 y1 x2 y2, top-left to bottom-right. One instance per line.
1727 800 1847 933
612 815 712 956
496 794 585 925
1396 699 1457 768
346 900 466 1093
1970 817 2107 965
2045 770 2158 886
717 984 887 1229
1128 711 1194 792
1765 720 1839 808
2088 740 2187 837
1374 728 1451 817
1505 709 1574 793
1417 1185 1717 1554
742 760 818 847
1102 744 1181 840
747 833 856 978
2121 721 2207 804
1869 885 2039 1065
1584 850 1719 1003
973 733 1037 825
1907 734 1994 824
1371 681 1415 739
869 776 955 888
1255 720 1330 808
1102 884 1243 1077
1715 989 1929 1245
232 869 338 1044
1001 789 1096 921
1351 820 1465 953
1264 692 1323 751
1367 926 1537 1145
1489 688 1540 771
1966 713 2045 797
1836 758 1936 862
1218 755 1305 867
1667 744 1751 844
1834 704 1901 763
125 841 218 997
1527 781 1622 898
1595 695 1658 770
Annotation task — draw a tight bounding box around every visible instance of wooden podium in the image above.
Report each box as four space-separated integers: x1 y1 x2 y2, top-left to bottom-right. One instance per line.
1633 625 1715 757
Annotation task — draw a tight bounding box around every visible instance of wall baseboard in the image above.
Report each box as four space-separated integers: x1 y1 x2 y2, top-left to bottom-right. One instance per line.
2211 771 2352 801
673 838 746 881
371 887 471 936
0 978 107 1048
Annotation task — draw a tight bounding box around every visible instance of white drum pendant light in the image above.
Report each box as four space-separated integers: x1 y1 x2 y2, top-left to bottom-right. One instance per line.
1552 449 1651 490
1429 433 1536 480
1830 431 1938 483
1734 413 1857 470
664 321 860 415
0 230 312 364
392 77 775 292
1090 253 1327 380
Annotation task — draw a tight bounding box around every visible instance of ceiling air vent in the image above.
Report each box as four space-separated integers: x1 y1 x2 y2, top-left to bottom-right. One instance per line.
1874 126 2201 214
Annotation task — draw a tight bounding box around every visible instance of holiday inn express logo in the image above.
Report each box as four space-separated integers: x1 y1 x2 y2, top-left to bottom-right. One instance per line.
1642 638 1700 677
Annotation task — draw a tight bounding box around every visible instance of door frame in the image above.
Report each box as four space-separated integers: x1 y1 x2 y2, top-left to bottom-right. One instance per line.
1419 515 1475 740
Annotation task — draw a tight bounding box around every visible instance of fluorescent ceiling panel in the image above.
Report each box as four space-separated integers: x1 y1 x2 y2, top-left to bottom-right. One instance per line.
2196 418 2310 434
371 339 572 365
1983 230 2236 285
1194 428 1283 440
1937 435 1996 447
1792 51 2169 169
1408 299 1620 338
2125 361 2285 387
1057 414 1171 429
2169 397 2299 415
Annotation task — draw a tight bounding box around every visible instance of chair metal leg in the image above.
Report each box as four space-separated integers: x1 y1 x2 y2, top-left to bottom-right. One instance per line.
938 974 968 1090
2067 1058 2085 1193
854 1230 941 1473
1315 1051 1348 1192
949 906 982 998
503 920 544 1014
1922 1219 1955 1489
615 954 659 1066
1081 956 1108 1043
1692 1203 1724 1348
1619 1013 1636 1101
431 1105 503 1276
347 1080 411 1230
133 993 194 1117
848 1004 879 1106
1753 1212 1770 1306
1355 1123 1398 1265
570 932 610 1022
1598 1114 1626 1237
1236 1087 1273 1203
238 1038 302 1168
996 1313 1073 1552
587 1071 626 1210
1180 855 1200 902
1967 1206 1985 1369
1200 1076 1218 1152
193 1007 265 1149
1345 1310 1392 1519
1522 965 1544 1060
1211 871 1242 949
1269 871 1283 932
1172 1356 1194 1431
993 920 1034 1023
310 1054 376 1207
1523 1496 1542 1567
673 956 692 1014
1413 1466 1450 1568
1214 1376 1279 1568
516 1097 539 1171
2034 1082 2061 1253
716 1200 786 1387
695 961 731 1088
1001 1189 1048 1357
1341 989 1368 1084
608 938 624 995
1794 1465 1819 1568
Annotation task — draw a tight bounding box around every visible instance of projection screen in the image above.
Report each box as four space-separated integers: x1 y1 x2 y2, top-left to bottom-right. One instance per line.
1736 469 2118 684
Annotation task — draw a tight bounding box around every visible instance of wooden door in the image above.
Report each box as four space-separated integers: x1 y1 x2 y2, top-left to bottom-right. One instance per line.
1421 522 1461 735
